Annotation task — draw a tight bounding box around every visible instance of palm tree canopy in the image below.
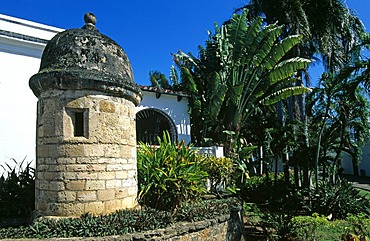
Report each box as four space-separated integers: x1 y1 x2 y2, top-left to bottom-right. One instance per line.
243 0 365 73
174 10 311 147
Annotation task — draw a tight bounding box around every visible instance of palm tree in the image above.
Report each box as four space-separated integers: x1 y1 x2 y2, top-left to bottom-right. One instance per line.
174 10 311 156
243 0 364 73
243 0 365 186
307 70 370 185
148 68 181 90
149 70 170 89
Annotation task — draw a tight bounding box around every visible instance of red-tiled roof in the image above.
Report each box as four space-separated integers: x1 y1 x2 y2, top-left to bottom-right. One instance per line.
137 85 188 97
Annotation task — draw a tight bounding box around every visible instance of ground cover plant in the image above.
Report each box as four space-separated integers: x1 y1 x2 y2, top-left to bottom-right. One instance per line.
290 213 370 241
0 197 239 239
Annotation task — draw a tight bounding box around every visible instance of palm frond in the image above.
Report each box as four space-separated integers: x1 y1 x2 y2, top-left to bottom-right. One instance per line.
269 57 311 84
204 72 227 124
250 25 284 68
227 11 248 58
180 67 198 94
261 85 312 106
243 16 264 48
264 35 303 69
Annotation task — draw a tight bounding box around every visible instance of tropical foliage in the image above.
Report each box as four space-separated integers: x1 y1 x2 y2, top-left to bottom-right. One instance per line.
0 158 35 220
174 10 311 155
307 69 370 182
243 0 365 73
137 132 208 210
148 66 181 91
240 1 369 189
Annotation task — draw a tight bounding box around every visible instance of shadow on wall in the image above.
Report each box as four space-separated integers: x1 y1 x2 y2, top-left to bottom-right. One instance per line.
227 208 247 241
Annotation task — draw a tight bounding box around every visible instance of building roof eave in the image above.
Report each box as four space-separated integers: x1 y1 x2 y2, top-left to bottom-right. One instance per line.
137 85 189 97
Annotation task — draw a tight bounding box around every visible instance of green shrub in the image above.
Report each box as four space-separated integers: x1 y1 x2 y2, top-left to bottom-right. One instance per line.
240 175 271 203
201 156 233 193
0 158 35 220
344 213 370 239
290 213 331 241
137 131 208 210
289 213 370 241
0 198 239 239
309 178 370 219
242 174 308 240
240 173 292 203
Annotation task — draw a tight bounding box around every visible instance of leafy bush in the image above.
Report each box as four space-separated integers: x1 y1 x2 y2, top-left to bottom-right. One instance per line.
290 213 331 241
240 173 293 203
309 178 370 219
241 172 369 217
0 198 239 239
240 172 370 240
201 156 233 193
290 213 370 241
240 174 271 203
0 158 35 220
344 213 370 239
137 131 208 210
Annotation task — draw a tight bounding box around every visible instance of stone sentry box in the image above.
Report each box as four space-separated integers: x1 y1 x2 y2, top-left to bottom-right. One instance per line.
29 13 142 217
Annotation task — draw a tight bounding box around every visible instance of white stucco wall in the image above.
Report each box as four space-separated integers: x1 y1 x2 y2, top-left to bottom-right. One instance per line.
0 14 62 168
136 91 191 144
341 142 370 176
0 51 39 166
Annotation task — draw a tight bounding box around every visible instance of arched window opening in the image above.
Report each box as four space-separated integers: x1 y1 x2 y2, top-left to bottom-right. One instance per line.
136 108 177 145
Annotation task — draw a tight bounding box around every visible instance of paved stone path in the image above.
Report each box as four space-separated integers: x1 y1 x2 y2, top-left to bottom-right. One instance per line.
342 174 370 191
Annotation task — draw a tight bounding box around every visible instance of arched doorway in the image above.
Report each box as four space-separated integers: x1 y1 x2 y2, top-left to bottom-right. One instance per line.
136 108 177 144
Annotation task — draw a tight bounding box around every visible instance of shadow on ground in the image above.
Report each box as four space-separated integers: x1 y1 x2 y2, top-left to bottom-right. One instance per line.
244 224 267 240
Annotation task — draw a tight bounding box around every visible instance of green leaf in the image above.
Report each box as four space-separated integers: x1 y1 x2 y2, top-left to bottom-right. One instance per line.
269 57 311 84
264 35 303 70
261 85 312 105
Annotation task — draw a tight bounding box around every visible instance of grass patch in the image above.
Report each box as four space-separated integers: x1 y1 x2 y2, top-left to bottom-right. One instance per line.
357 188 370 200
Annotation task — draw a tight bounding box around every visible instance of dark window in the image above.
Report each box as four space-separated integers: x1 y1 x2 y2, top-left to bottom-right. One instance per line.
74 112 84 137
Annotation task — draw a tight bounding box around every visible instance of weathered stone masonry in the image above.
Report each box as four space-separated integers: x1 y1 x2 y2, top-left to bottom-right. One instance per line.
29 13 142 217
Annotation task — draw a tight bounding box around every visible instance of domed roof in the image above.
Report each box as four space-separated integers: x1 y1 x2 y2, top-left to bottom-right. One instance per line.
29 13 141 105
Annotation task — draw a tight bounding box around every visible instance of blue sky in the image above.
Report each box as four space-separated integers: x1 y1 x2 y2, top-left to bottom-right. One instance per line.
1 0 369 86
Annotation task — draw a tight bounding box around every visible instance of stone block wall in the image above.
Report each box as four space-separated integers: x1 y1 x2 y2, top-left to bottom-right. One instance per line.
35 89 138 217
11 210 245 240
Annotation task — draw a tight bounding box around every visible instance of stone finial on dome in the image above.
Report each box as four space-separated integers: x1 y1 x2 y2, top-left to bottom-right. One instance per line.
83 12 97 31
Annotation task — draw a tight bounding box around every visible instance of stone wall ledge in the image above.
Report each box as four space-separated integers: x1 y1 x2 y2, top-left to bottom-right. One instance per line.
3 212 245 241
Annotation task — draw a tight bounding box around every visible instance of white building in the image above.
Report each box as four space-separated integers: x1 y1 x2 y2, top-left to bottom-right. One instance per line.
0 14 191 168
341 142 370 176
0 14 62 167
136 86 191 144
